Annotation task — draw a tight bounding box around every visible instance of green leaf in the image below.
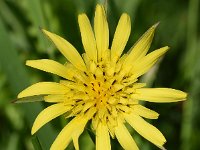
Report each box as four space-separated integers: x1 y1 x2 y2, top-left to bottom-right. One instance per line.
24 0 48 52
0 17 57 150
0 1 30 51
12 95 44 104
32 136 42 150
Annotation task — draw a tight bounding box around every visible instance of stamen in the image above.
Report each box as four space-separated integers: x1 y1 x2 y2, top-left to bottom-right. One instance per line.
93 74 96 79
112 79 117 85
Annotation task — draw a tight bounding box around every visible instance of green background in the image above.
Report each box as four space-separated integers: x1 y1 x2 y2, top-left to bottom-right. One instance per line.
0 0 199 149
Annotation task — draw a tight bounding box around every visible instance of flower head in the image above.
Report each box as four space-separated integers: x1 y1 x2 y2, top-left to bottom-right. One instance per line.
18 4 187 150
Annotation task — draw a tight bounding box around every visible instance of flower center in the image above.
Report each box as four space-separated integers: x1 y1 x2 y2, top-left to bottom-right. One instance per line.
86 77 114 107
61 58 141 133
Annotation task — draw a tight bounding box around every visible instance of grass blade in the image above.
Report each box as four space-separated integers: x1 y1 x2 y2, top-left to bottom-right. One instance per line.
0 18 57 150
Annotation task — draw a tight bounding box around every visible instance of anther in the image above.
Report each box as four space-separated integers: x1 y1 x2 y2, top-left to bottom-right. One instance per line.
116 89 123 92
84 72 88 76
112 80 117 85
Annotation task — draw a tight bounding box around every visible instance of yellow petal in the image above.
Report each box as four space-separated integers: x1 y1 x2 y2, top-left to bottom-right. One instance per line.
78 14 97 62
133 88 187 103
44 94 66 103
115 122 139 150
31 103 71 134
42 29 86 71
73 136 79 150
111 13 131 63
96 122 111 150
71 109 95 150
94 4 109 60
130 46 169 78
18 82 70 98
124 83 146 94
132 105 159 119
50 116 87 150
72 120 86 150
60 80 86 92
44 94 75 104
123 23 159 71
125 113 166 148
26 59 72 80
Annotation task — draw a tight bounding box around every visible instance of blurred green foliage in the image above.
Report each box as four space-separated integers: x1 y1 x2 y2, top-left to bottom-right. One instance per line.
0 0 199 150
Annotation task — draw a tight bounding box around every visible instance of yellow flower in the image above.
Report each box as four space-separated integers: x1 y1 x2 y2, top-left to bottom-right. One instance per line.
18 4 187 150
